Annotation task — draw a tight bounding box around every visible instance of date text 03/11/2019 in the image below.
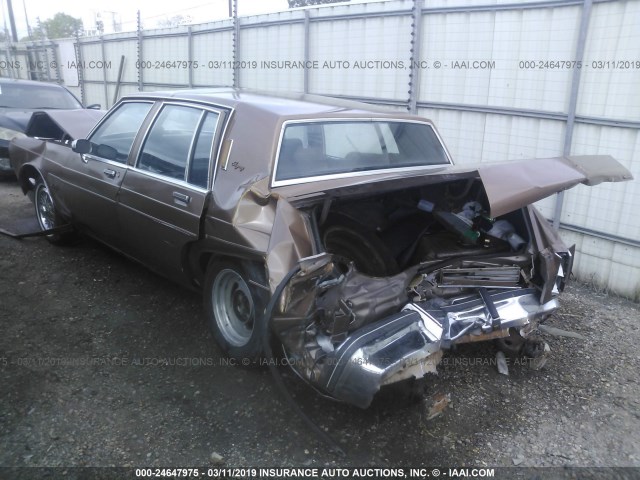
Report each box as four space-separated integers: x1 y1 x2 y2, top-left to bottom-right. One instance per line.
133 467 497 478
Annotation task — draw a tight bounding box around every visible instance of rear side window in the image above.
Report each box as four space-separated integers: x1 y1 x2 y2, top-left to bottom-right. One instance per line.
89 102 152 163
188 112 218 188
138 104 219 187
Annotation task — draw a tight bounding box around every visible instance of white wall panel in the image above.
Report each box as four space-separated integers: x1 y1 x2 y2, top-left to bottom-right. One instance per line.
78 44 103 81
561 124 639 238
141 36 190 85
419 6 579 111
577 1 640 121
239 24 305 92
312 0 409 18
192 31 234 87
561 231 640 301
103 40 139 84
65 85 82 100
309 15 412 98
82 83 105 107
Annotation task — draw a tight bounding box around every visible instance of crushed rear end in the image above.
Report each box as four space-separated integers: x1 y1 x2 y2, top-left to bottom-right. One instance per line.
267 155 630 408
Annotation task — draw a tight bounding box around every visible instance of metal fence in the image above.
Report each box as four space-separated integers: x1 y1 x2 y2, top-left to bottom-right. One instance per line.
1 0 639 299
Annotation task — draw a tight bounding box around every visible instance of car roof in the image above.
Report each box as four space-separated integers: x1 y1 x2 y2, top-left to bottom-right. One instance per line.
0 77 68 89
118 89 442 204
121 88 424 122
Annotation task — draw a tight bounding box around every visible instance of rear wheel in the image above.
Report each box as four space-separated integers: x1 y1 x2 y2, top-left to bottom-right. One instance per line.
204 260 269 361
323 221 399 276
34 178 74 245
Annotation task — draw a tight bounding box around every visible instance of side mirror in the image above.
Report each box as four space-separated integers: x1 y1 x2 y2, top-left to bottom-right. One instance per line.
95 144 118 161
72 139 92 154
86 104 101 110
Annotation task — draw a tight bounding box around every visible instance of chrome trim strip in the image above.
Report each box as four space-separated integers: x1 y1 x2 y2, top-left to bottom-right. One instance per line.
119 186 202 218
81 153 130 169
185 110 207 182
272 164 450 188
121 169 208 195
123 95 236 117
86 99 155 141
118 201 195 237
222 139 234 171
212 110 234 184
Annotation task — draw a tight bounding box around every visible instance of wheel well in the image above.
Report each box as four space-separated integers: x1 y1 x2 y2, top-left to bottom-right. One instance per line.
197 253 268 290
17 165 40 194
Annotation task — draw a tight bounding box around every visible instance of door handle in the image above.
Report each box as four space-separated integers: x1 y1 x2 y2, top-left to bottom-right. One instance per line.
103 168 117 179
173 192 191 204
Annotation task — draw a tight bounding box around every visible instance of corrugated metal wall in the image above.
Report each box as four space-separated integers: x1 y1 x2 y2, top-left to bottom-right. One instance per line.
1 0 638 298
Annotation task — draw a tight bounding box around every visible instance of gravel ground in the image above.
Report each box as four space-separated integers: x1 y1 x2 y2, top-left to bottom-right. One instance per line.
1 178 639 477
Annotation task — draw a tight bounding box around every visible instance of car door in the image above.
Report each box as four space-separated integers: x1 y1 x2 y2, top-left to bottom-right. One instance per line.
55 101 154 246
117 102 223 280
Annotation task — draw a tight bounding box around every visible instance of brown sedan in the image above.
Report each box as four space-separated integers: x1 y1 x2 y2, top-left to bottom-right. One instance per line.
9 89 632 408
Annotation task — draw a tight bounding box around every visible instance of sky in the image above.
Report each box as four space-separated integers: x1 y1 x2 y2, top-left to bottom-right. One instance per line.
1 0 294 39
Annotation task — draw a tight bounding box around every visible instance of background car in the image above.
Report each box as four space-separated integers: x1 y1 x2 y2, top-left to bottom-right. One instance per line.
8 89 633 408
0 77 100 177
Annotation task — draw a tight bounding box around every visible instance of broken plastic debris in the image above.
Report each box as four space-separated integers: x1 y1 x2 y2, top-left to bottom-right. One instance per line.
539 324 586 340
529 342 551 371
496 351 509 376
426 392 451 420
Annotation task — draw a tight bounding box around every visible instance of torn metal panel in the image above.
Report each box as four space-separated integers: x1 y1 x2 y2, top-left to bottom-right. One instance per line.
25 109 106 140
275 155 632 220
478 155 633 218
266 198 314 291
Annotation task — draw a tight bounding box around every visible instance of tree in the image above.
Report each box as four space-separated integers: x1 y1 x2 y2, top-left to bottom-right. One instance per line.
288 0 349 7
43 13 83 38
28 13 83 40
157 15 192 28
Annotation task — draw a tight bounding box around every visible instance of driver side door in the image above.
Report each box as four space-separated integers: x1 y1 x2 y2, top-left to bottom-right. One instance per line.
57 101 154 248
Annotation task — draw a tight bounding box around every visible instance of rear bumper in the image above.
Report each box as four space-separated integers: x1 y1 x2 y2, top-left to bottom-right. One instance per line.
319 289 558 408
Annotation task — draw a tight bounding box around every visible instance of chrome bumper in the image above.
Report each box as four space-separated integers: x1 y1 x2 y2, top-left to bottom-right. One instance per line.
319 289 558 408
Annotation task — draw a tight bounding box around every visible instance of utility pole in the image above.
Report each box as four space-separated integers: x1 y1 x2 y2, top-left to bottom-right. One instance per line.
22 0 32 40
6 0 18 42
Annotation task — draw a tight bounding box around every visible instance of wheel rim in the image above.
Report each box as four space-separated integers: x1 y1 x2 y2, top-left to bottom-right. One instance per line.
212 269 254 347
35 183 56 231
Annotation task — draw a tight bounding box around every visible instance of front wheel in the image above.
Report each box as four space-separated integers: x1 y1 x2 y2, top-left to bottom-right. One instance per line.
204 260 269 361
34 178 74 245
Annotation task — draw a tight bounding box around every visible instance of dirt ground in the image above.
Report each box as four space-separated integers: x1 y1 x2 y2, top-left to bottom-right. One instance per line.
1 177 639 476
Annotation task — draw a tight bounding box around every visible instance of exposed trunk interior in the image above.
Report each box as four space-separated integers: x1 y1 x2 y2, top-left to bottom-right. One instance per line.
314 178 533 296
275 178 571 407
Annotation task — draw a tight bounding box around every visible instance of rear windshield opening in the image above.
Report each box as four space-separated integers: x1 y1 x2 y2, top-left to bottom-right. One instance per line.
274 120 450 183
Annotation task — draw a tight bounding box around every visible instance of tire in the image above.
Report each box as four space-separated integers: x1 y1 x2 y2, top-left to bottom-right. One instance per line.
203 260 269 361
33 177 74 245
323 220 399 277
494 328 526 357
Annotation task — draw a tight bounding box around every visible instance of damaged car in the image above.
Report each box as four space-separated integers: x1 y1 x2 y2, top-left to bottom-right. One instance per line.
0 77 102 177
9 89 632 408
